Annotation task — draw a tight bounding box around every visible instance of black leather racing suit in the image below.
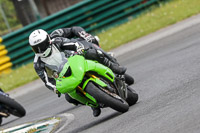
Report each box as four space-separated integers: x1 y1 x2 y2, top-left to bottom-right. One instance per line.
33 27 127 105
33 26 100 92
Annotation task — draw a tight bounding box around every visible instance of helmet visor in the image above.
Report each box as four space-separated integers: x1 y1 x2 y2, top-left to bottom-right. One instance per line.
31 36 50 54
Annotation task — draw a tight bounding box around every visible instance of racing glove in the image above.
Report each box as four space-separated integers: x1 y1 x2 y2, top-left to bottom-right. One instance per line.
78 31 99 45
75 42 85 55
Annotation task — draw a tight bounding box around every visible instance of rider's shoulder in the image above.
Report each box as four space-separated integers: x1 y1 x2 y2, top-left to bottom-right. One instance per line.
33 55 39 63
33 55 46 69
52 37 70 43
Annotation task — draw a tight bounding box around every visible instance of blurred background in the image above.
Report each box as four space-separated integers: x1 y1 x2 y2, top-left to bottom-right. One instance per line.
0 0 81 36
0 0 200 91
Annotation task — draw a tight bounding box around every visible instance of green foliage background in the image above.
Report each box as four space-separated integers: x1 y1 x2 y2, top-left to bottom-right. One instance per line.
0 0 21 35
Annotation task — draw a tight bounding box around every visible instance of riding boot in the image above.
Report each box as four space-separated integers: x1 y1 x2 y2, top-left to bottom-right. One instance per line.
65 94 81 106
91 107 101 117
101 57 127 75
84 49 126 75
124 73 134 85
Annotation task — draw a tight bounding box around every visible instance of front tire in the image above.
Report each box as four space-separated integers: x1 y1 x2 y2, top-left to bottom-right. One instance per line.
0 95 26 117
85 82 129 113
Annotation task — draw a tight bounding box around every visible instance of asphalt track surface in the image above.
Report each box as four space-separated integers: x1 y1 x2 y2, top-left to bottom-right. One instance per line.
1 14 200 133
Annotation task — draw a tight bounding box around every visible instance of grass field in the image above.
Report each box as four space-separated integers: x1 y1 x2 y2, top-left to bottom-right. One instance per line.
99 0 200 51
1 0 200 92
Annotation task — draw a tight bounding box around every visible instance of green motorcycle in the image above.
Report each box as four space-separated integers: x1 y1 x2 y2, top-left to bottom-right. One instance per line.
45 51 138 114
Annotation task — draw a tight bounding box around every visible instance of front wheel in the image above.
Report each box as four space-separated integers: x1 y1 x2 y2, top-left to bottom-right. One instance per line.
85 82 129 113
0 95 26 117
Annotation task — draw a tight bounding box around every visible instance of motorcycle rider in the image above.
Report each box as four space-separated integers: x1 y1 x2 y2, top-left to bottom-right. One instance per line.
29 26 126 117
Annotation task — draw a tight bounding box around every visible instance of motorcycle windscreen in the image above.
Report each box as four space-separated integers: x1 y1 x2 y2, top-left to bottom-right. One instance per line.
42 49 68 78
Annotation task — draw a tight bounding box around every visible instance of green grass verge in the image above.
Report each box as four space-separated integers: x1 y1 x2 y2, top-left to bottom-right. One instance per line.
0 63 38 92
1 0 200 92
99 0 200 51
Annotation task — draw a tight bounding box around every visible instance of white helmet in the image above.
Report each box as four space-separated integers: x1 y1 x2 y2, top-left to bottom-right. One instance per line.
29 29 52 57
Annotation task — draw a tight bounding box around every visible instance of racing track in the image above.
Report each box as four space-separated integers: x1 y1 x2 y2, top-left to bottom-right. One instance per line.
1 14 200 133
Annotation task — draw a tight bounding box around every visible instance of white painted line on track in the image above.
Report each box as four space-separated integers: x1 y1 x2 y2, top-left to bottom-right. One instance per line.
0 113 74 133
0 119 59 133
55 113 75 133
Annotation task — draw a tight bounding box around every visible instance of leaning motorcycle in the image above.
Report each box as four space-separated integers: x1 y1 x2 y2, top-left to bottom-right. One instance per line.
45 50 138 114
0 89 26 125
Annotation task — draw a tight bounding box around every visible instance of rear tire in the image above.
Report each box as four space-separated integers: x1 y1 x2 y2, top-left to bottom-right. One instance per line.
0 95 26 117
126 87 138 106
124 73 134 85
85 82 129 113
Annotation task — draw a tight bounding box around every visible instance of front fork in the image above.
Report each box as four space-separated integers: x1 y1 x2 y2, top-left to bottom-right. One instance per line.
68 86 98 107
68 73 121 108
114 75 128 100
68 73 104 108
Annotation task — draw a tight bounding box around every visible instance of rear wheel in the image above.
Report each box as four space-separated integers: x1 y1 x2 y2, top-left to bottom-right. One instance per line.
0 95 26 117
85 82 129 113
124 73 134 85
126 87 138 106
